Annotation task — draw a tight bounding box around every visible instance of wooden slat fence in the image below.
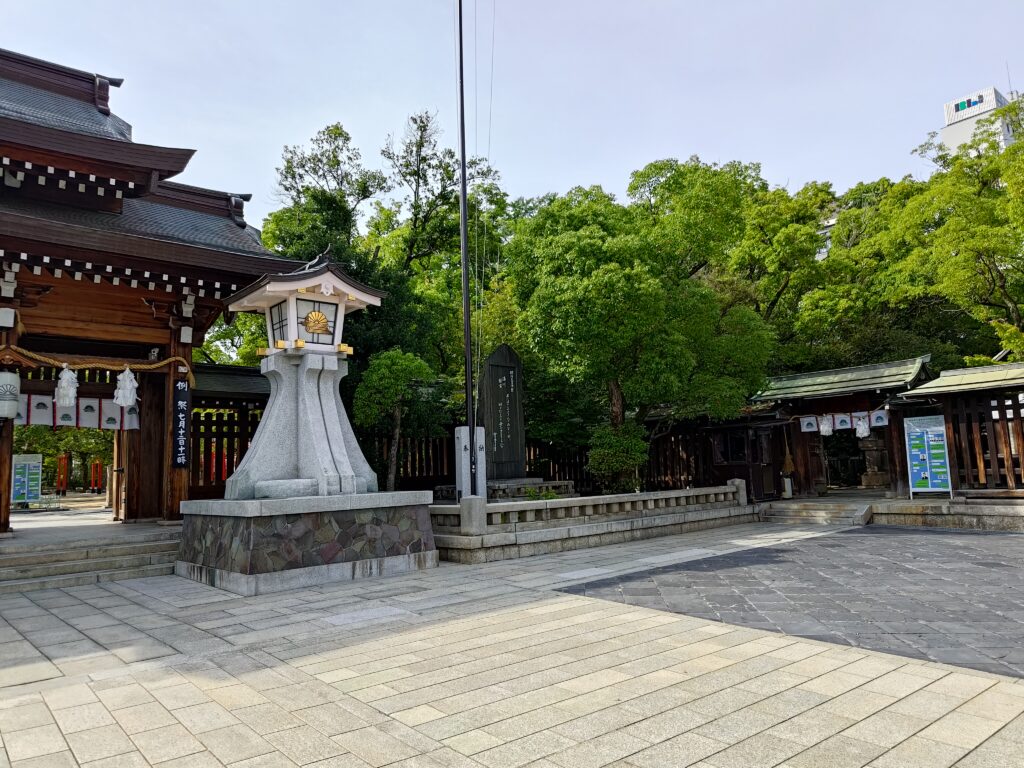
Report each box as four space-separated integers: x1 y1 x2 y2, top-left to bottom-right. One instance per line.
526 441 595 494
645 430 704 491
366 435 453 491
946 392 1024 490
187 418 709 498
188 408 262 499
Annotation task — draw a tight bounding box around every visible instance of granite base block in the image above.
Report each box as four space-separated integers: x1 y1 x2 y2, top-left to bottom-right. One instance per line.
175 550 439 596
177 492 437 594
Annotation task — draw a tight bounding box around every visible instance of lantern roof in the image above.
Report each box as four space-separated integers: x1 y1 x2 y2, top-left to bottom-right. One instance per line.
226 252 386 314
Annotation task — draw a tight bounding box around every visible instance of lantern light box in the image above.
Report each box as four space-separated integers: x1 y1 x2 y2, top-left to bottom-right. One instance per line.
227 255 384 357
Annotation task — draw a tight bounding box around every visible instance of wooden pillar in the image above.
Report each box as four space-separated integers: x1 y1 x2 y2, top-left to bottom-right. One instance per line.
136 373 165 519
0 324 18 534
111 432 124 520
0 417 12 534
162 336 191 520
124 428 141 521
943 398 962 493
888 411 908 498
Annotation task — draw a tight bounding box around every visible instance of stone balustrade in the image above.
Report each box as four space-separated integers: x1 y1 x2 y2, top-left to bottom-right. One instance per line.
429 480 752 563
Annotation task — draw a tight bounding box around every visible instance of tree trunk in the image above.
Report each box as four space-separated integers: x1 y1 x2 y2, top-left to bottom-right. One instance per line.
608 379 625 429
387 405 402 492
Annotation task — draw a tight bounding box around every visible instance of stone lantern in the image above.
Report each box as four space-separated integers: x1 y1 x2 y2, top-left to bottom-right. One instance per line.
222 254 385 499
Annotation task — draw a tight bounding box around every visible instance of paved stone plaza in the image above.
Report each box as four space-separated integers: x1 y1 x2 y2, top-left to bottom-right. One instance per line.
2 524 1024 767
562 527 1024 678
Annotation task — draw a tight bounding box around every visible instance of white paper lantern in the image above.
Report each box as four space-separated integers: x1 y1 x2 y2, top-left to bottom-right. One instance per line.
0 371 19 420
113 366 138 408
54 364 78 408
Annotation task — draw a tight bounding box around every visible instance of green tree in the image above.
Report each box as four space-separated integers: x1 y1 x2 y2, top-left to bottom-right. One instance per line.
274 123 388 246
628 157 760 280
14 426 113 488
379 111 497 273
507 185 772 448
352 350 438 491
200 313 267 367
723 181 835 341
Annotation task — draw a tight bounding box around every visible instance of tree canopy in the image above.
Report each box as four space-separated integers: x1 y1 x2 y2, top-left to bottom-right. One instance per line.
197 99 1024 485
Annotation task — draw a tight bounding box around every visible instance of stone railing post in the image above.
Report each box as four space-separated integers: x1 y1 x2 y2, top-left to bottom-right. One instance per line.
459 495 488 535
728 478 747 507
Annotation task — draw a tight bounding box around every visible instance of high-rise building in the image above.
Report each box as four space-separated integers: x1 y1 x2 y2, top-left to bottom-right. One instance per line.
939 86 1017 151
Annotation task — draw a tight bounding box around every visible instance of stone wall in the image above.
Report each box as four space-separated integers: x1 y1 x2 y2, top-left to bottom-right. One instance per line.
179 504 434 574
868 501 1024 532
177 492 435 595
431 482 753 564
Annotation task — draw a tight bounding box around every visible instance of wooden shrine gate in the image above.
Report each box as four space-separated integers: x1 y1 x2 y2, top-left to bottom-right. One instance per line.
14 364 162 520
0 48 297 533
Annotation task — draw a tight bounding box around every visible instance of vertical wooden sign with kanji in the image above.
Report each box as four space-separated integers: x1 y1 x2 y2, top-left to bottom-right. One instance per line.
173 380 191 468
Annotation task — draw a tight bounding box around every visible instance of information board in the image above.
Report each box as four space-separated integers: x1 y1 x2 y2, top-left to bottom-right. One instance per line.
904 415 952 497
12 453 43 504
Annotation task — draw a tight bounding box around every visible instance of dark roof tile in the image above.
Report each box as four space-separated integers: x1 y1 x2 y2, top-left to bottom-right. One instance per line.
753 356 931 401
0 193 271 257
0 76 131 141
193 364 269 398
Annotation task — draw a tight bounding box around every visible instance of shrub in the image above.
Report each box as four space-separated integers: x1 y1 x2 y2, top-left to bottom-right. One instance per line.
587 422 648 493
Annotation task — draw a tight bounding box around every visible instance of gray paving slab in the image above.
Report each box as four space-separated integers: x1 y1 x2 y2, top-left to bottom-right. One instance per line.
561 527 1024 677
1 523 1023 768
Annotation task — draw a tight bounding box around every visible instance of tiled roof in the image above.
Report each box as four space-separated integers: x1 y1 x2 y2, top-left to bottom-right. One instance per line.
906 362 1024 396
0 76 131 141
0 193 270 257
193 364 269 398
752 356 931 401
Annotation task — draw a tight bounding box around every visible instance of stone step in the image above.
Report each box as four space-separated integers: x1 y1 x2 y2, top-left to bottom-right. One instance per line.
0 563 175 595
0 550 178 581
764 514 856 525
0 527 180 556
0 539 180 568
765 507 842 516
765 503 866 513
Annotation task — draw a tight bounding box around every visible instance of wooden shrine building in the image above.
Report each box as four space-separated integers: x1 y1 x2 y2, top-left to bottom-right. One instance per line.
0 48 294 533
902 362 1024 493
685 356 934 501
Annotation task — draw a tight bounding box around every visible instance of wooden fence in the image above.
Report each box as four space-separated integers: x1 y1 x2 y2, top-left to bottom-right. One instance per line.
645 431 705 491
187 413 711 498
188 408 262 499
365 435 453 491
946 392 1024 491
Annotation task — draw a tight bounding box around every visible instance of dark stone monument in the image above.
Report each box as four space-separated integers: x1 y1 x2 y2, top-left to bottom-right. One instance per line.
476 344 526 480
435 344 575 501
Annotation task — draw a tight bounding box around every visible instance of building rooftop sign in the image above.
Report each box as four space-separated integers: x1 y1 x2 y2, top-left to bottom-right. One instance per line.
943 86 1007 127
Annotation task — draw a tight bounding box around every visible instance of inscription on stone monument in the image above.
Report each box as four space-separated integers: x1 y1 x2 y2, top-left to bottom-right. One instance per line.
477 344 526 480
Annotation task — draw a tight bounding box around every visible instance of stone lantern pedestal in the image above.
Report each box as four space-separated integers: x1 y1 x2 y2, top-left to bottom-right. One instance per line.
176 255 436 595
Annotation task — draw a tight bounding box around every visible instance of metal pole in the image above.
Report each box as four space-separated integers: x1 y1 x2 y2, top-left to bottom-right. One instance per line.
455 0 477 495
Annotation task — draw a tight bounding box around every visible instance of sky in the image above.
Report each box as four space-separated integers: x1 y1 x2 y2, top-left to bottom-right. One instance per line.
7 1 1024 227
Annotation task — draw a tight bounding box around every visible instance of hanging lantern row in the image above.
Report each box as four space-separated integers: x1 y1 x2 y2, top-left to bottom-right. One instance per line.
799 409 889 437
13 394 139 430
0 365 140 430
